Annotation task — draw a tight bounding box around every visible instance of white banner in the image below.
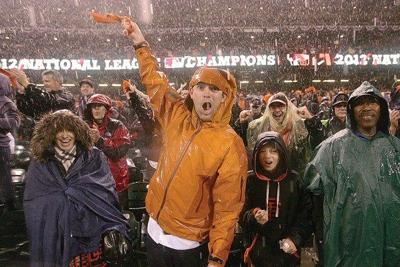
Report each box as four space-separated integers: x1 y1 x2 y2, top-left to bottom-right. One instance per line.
0 55 276 71
1 53 399 71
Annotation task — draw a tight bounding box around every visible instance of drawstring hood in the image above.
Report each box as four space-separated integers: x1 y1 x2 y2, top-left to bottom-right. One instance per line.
265 181 281 218
347 81 389 135
252 131 290 218
252 131 289 181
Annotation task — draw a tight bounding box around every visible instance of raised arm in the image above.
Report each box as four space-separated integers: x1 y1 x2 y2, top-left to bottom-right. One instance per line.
121 18 184 129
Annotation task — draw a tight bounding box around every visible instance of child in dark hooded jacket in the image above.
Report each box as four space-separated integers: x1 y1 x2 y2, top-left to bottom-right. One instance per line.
240 131 312 267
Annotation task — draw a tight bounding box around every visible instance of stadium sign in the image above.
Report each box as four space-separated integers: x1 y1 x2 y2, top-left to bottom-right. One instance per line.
163 55 277 68
1 53 400 70
0 55 276 70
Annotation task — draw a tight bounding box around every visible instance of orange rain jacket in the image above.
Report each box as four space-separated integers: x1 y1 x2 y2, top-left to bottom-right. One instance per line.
136 46 248 266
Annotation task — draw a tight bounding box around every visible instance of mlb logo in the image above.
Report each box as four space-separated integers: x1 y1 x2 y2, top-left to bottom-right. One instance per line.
287 54 310 66
164 57 185 69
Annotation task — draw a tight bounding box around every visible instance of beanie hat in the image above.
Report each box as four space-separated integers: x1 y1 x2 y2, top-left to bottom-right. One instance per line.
87 94 112 109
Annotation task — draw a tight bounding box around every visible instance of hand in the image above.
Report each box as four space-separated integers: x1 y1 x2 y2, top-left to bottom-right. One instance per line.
124 80 137 99
390 109 400 129
254 209 268 225
103 230 130 264
279 238 297 254
121 17 146 45
128 81 138 93
8 68 29 92
297 106 313 119
90 127 101 143
239 110 253 123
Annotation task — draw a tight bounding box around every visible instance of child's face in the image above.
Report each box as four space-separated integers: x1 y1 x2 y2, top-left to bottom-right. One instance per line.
258 144 280 172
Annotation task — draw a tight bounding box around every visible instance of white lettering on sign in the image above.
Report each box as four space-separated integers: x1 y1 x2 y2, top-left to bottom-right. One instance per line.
1 53 399 71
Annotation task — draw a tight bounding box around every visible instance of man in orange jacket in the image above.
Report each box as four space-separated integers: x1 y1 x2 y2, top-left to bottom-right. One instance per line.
121 19 248 267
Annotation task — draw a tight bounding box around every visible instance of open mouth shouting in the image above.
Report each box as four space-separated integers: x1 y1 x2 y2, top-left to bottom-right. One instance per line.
258 146 280 172
190 82 226 122
202 102 212 113
263 159 274 169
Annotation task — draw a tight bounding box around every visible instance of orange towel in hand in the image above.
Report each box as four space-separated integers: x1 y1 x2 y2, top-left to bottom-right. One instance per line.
90 11 133 34
90 10 122 23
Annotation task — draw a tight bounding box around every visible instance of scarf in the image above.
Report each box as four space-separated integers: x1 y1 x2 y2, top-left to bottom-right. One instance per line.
54 145 77 172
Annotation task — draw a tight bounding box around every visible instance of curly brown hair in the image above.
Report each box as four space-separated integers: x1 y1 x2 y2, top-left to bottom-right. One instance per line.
31 110 94 162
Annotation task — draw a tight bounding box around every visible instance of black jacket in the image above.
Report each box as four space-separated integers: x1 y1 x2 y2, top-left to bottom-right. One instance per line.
240 132 312 267
16 84 75 120
305 114 346 149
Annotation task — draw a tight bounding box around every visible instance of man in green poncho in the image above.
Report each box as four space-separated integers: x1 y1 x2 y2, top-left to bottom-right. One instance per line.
304 81 400 267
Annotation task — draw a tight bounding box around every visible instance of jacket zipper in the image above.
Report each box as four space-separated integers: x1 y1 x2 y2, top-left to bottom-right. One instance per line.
155 126 202 221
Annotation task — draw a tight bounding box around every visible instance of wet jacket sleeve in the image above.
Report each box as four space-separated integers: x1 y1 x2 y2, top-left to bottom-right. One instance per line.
303 141 334 196
96 123 131 161
16 84 75 119
286 179 313 248
208 137 248 266
0 101 20 133
135 47 184 129
233 119 249 146
129 91 155 140
305 116 326 150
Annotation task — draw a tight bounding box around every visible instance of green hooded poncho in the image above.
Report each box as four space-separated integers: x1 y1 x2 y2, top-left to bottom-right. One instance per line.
304 81 400 267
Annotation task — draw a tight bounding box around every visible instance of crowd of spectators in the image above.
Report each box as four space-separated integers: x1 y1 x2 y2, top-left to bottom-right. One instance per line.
0 0 399 94
1 0 399 29
1 28 399 60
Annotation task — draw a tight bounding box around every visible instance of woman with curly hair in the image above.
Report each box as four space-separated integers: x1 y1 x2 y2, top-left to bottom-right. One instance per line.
23 110 130 267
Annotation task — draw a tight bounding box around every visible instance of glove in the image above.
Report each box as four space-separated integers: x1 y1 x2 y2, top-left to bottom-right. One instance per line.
102 229 130 265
